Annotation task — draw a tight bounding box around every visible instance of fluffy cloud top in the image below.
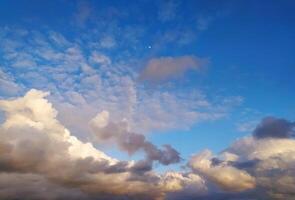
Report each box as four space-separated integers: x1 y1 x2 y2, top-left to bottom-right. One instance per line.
189 149 256 192
0 90 295 199
0 90 156 199
0 89 207 200
187 117 295 199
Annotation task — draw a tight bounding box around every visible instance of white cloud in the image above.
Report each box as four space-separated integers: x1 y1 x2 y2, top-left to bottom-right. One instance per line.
89 51 111 65
1 83 294 199
187 134 295 199
0 89 211 200
189 150 256 192
0 69 22 96
0 29 238 137
100 36 116 49
0 89 165 199
236 120 258 132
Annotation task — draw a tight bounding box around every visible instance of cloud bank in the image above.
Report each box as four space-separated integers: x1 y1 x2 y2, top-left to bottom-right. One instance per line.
0 90 295 199
0 89 206 200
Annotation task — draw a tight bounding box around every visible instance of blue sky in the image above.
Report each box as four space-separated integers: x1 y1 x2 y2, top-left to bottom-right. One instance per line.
0 1 295 199
0 0 294 164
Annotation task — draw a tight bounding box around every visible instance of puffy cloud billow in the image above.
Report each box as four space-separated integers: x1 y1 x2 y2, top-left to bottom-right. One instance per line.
90 111 181 169
1 89 295 199
187 116 295 199
0 90 159 199
0 89 208 200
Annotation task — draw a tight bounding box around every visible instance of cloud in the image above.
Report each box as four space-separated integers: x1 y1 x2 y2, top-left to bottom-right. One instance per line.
190 129 295 199
189 150 256 192
0 89 210 200
224 136 295 198
0 173 88 200
0 89 165 199
253 116 295 139
139 56 208 83
90 111 181 167
100 36 116 49
0 69 22 96
0 27 252 199
236 120 258 132
1 90 295 199
89 51 111 66
181 116 295 199
0 28 239 136
161 172 208 199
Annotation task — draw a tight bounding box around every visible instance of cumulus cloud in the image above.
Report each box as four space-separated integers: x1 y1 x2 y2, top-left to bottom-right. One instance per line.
160 172 208 199
139 56 208 82
0 89 212 200
253 116 295 139
1 90 295 199
225 136 295 198
0 90 164 199
0 173 88 200
3 27 294 199
185 117 295 199
189 150 256 192
90 111 181 168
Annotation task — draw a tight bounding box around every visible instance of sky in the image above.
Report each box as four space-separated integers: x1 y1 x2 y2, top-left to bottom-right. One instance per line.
0 0 295 199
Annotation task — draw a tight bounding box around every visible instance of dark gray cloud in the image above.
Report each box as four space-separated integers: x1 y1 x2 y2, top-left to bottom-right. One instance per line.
253 116 295 139
90 112 181 168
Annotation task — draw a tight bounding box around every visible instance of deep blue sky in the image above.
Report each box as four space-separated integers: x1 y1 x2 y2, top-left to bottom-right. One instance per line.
0 0 294 170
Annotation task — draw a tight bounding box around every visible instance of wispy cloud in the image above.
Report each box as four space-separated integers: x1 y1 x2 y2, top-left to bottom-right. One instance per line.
0 28 236 137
